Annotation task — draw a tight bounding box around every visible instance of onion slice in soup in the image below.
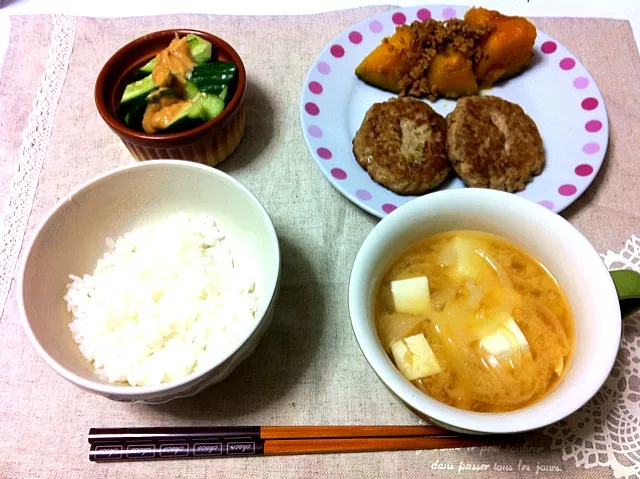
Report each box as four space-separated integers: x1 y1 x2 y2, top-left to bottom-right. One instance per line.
376 313 428 351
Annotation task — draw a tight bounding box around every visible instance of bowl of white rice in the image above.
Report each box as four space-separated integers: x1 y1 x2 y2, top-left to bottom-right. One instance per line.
18 160 280 403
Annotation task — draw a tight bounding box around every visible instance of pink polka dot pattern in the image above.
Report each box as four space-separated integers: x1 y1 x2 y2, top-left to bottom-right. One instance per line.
585 120 602 133
573 77 589 89
575 164 594 177
583 142 600 154
417 8 431 20
305 102 319 116
582 97 598 110
317 62 331 75
308 125 322 138
330 45 345 58
356 189 372 200
559 184 577 196
369 20 383 33
349 31 363 44
300 9 608 218
382 204 397 214
442 7 456 19
331 168 347 180
308 81 323 94
392 12 406 25
541 41 557 54
559 58 576 70
317 147 332 159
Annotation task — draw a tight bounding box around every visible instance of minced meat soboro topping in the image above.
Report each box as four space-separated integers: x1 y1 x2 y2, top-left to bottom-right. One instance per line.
397 19 491 101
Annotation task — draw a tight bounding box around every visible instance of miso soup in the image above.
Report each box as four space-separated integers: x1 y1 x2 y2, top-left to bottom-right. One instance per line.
375 230 574 413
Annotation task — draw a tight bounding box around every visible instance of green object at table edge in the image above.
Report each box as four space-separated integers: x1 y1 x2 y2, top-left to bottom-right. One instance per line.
610 269 640 318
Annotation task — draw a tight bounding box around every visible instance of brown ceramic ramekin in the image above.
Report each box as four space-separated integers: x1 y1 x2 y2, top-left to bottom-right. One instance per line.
95 29 246 166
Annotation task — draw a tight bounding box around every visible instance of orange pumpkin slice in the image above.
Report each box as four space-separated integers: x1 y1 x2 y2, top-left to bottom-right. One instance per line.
464 7 537 88
354 27 411 93
426 48 479 99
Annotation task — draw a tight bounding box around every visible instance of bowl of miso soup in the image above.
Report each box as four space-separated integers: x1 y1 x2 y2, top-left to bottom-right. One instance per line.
349 189 622 434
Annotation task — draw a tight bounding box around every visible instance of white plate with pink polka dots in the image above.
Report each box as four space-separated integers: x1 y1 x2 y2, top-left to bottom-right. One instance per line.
300 5 608 217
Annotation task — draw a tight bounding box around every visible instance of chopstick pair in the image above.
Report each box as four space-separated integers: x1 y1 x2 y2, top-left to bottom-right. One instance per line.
88 425 503 462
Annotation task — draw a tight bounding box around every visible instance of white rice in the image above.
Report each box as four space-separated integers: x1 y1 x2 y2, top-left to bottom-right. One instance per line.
64 213 259 386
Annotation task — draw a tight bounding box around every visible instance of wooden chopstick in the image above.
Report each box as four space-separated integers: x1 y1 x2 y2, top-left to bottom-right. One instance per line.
89 433 500 462
88 425 450 444
262 435 496 455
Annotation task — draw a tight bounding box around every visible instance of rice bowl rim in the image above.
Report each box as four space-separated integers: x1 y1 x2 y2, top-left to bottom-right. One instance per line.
18 159 281 397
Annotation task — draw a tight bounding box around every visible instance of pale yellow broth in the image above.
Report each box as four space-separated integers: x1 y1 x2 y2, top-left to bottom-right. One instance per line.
375 230 574 412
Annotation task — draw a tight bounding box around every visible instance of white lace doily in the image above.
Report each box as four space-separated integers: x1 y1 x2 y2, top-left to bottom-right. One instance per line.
544 235 640 479
0 15 76 318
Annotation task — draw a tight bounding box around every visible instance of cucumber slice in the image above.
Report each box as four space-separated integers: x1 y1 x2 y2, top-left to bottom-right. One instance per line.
139 34 213 74
146 87 175 103
183 80 200 100
196 84 226 95
197 94 225 121
121 74 156 104
122 99 147 130
218 85 229 102
185 34 212 64
155 101 205 132
189 62 236 79
139 58 155 75
127 92 224 133
191 72 235 88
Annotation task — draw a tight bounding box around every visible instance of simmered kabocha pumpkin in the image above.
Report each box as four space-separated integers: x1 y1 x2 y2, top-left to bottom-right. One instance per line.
354 8 537 99
464 7 537 87
426 49 478 99
354 27 411 93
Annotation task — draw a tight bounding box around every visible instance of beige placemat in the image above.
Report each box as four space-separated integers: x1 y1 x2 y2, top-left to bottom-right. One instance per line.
1 8 639 479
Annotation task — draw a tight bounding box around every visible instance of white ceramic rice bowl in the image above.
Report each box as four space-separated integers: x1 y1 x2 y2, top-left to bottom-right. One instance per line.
18 160 280 403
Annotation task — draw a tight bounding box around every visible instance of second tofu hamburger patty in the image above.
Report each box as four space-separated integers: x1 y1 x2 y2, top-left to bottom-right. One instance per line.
446 96 545 192
352 97 450 195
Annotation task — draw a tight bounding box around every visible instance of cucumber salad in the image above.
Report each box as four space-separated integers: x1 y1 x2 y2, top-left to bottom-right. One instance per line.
119 34 236 134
